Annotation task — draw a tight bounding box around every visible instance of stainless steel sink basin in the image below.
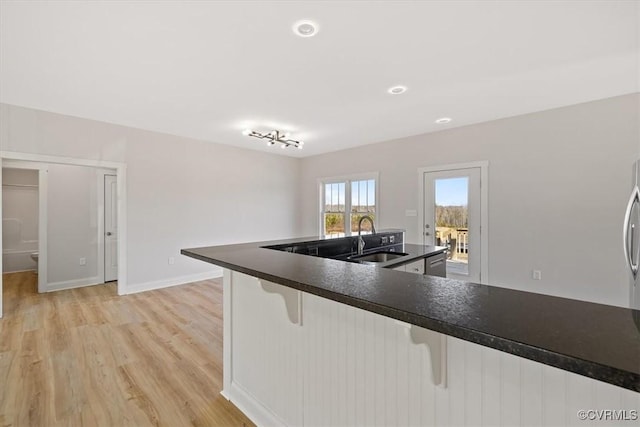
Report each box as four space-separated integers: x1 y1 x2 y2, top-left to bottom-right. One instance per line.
348 251 409 264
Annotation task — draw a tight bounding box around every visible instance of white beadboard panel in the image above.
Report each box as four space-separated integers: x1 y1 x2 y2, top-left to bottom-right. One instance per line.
395 325 410 427
225 270 640 427
464 341 483 425
594 380 623 417
349 302 359 425
481 346 502 427
384 318 398 426
621 388 640 420
449 337 466 426
363 305 376 427
593 382 628 426
501 350 522 426
418 338 444 426
353 307 366 425
566 373 595 427
434 346 451 427
542 364 566 427
228 272 303 427
520 357 543 427
374 314 386 427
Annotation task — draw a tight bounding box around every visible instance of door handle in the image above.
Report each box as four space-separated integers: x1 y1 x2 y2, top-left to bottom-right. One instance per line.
106 232 113 236
623 186 640 278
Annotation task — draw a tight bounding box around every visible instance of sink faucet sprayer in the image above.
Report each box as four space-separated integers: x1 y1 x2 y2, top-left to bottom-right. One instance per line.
357 215 376 255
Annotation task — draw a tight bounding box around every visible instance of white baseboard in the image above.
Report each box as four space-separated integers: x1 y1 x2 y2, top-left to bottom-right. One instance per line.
222 382 286 427
47 276 101 292
2 268 37 274
125 268 223 295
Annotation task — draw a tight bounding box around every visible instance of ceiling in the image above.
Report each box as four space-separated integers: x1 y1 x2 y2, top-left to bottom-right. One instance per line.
1 1 638 158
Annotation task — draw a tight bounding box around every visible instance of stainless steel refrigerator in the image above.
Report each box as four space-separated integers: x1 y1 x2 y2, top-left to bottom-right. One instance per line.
624 159 640 310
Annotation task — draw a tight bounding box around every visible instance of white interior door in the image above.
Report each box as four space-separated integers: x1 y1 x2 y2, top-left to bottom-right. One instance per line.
423 167 482 282
104 174 118 282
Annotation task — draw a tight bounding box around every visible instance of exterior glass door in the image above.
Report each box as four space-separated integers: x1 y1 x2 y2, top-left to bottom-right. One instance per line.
424 168 481 282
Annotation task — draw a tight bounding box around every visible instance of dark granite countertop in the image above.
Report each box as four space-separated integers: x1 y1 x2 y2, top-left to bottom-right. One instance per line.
182 237 640 392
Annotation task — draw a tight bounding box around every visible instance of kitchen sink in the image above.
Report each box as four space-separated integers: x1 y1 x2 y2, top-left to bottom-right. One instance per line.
348 251 409 264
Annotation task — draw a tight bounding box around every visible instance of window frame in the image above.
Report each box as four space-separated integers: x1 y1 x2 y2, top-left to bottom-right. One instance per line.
318 172 379 238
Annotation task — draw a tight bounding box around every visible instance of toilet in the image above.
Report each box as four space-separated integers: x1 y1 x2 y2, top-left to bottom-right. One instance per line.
31 252 38 273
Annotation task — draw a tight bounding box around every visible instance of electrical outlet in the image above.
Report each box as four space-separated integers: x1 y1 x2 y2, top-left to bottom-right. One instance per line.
168 257 175 265
532 270 542 280
79 257 86 266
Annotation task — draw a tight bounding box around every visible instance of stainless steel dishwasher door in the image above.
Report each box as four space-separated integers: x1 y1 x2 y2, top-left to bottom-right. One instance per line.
425 252 447 278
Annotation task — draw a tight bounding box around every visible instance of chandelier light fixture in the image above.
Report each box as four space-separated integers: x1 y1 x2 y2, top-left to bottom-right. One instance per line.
243 129 304 149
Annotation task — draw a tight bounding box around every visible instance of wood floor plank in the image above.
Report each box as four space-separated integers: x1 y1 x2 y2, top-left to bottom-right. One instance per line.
0 272 254 427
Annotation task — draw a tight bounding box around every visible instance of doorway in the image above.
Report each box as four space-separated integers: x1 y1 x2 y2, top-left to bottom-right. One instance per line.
2 168 40 280
419 162 488 283
0 151 128 319
1 162 48 293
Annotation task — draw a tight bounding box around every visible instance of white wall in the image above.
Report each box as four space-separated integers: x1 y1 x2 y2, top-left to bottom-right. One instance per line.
0 103 301 292
1 168 38 273
46 163 99 286
3 94 638 304
298 94 640 307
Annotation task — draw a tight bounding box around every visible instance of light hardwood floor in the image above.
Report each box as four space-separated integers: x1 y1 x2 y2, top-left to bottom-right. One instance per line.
0 271 254 427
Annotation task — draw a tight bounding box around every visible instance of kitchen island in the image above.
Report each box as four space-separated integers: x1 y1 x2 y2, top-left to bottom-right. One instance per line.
182 235 640 426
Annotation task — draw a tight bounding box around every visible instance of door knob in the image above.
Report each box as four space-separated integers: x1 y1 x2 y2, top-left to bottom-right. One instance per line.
106 232 113 236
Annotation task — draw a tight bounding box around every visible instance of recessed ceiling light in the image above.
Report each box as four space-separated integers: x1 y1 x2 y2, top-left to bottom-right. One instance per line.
435 117 452 124
387 86 407 95
293 20 318 37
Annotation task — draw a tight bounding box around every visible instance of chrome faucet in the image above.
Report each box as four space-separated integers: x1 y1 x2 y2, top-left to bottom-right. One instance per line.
357 215 376 255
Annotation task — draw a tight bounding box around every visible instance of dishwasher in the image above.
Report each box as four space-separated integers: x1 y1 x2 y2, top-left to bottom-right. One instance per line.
424 251 447 277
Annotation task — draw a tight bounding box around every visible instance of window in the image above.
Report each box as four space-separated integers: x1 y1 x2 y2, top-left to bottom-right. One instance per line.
320 175 377 238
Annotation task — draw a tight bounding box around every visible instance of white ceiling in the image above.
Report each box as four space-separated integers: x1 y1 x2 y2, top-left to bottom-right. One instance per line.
1 1 638 158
